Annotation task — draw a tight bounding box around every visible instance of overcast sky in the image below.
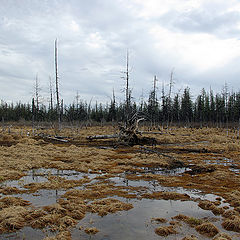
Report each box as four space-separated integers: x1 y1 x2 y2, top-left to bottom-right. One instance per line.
1 0 240 105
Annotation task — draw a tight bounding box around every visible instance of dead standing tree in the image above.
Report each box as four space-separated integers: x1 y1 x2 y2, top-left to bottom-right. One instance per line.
87 51 150 145
55 39 61 131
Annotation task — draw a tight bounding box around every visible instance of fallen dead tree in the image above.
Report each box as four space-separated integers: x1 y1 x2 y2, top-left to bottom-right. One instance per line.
37 133 69 143
86 134 119 140
86 116 150 146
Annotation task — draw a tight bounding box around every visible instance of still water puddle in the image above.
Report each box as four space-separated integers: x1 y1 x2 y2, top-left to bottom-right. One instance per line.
139 166 191 176
204 157 236 166
0 168 233 240
0 168 96 189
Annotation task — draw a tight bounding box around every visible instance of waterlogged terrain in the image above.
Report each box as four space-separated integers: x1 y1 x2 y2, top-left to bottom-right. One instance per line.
0 126 240 239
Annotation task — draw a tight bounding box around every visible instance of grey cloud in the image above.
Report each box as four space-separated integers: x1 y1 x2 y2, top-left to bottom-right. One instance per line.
0 0 240 104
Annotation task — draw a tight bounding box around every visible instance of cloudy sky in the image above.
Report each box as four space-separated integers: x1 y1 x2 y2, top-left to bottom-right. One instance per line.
1 0 240 105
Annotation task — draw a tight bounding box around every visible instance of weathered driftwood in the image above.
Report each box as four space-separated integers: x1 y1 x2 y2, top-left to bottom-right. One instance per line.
45 136 69 142
86 117 147 145
38 133 69 142
140 131 175 136
86 134 119 140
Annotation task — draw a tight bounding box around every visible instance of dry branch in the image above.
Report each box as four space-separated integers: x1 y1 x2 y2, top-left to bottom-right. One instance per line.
86 134 119 140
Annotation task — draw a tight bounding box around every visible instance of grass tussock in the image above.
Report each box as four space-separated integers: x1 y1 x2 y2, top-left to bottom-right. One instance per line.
210 135 227 144
225 143 240 152
181 235 198 240
195 222 219 237
222 209 239 218
151 217 167 223
0 186 26 195
57 199 86 220
154 226 178 236
143 191 190 200
198 200 214 210
43 230 71 240
88 198 133 216
222 215 240 232
0 206 30 232
172 214 202 227
43 204 67 215
0 196 30 208
213 232 232 240
84 227 99 234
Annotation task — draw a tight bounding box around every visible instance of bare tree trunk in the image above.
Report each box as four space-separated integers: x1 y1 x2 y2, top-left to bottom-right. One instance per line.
55 39 61 130
125 50 130 126
49 76 53 111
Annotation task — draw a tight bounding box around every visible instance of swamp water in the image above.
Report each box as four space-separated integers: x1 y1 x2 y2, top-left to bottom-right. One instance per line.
0 168 237 240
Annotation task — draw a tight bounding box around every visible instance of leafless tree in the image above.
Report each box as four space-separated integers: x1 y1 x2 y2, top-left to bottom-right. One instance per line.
49 76 54 111
55 39 61 130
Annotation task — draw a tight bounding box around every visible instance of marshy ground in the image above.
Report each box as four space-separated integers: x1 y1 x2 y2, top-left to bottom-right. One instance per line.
0 125 240 239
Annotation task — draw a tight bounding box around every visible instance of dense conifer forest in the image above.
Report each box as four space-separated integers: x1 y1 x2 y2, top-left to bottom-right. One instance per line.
1 86 240 127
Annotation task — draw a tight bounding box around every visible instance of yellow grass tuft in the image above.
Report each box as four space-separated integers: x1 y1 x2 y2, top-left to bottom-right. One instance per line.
43 230 71 240
154 226 178 236
89 198 133 216
195 222 219 237
181 235 198 240
0 206 30 232
143 191 190 200
172 214 202 227
151 217 167 223
213 232 232 240
222 215 240 232
222 209 239 218
84 227 99 235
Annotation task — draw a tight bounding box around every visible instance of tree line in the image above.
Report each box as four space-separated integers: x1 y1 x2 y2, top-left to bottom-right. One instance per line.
1 86 240 127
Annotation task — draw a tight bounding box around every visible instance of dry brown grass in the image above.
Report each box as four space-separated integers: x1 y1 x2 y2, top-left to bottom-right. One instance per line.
213 232 232 240
43 230 71 240
0 126 240 238
0 206 30 232
172 214 202 227
225 143 240 152
84 227 99 234
198 200 214 210
0 186 26 195
210 135 228 144
154 226 178 236
222 215 240 232
195 222 219 237
181 235 198 240
88 198 133 216
151 217 167 223
222 209 239 218
143 191 190 200
0 196 30 208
